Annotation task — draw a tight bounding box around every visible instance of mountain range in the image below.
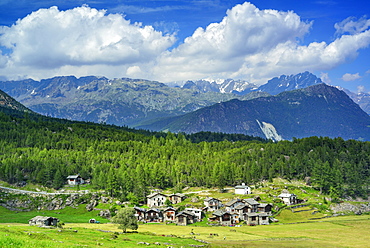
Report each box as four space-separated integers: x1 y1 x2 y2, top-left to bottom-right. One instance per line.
0 72 369 140
138 84 370 141
0 76 268 126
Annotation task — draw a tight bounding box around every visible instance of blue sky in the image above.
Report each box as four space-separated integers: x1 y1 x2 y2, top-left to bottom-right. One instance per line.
0 0 369 92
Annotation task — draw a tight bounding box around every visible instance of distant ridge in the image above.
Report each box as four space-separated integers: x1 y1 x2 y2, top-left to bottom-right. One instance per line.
137 84 370 141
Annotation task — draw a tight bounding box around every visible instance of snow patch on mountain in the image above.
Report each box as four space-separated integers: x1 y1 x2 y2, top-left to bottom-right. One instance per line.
256 120 283 142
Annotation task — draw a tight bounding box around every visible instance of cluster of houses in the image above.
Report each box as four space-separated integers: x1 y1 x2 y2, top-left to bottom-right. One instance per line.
139 188 296 226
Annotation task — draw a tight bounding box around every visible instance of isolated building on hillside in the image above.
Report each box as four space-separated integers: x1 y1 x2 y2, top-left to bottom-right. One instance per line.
278 192 297 205
203 197 223 211
234 183 251 195
29 216 59 227
147 192 167 207
66 174 85 185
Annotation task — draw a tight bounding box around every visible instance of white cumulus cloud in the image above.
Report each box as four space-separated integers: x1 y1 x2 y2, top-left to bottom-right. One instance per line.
152 2 370 84
0 5 175 72
342 73 362 81
0 2 370 85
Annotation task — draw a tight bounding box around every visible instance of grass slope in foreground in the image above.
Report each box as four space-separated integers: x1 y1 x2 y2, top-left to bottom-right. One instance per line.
1 215 369 248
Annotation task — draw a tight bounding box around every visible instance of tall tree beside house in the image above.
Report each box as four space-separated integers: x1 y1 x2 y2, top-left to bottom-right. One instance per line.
111 207 138 233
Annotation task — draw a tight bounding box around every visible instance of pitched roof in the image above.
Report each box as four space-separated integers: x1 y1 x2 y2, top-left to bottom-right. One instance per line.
244 198 259 205
66 175 81 179
235 184 250 189
212 210 229 217
146 192 167 198
163 207 177 212
30 216 52 221
146 208 161 213
134 206 146 212
258 203 272 208
278 193 296 198
204 197 221 202
176 211 195 217
225 199 241 207
235 204 247 210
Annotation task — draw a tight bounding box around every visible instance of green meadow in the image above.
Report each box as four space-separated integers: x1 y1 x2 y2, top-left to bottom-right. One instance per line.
1 207 369 247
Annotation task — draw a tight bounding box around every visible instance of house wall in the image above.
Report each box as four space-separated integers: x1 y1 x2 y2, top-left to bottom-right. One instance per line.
147 194 167 207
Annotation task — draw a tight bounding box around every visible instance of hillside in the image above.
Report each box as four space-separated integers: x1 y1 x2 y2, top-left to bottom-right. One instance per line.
0 89 32 113
140 84 370 141
0 104 369 201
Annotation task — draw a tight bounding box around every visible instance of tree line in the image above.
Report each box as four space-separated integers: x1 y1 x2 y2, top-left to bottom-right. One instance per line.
0 107 369 203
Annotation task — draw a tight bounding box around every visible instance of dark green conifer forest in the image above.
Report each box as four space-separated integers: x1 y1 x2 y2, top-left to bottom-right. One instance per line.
0 106 369 202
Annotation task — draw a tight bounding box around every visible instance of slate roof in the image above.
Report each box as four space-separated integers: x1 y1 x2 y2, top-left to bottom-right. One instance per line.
146 192 167 198
244 198 259 205
225 199 241 207
176 210 195 217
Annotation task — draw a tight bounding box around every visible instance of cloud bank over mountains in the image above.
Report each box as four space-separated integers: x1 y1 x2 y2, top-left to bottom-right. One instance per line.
0 2 370 85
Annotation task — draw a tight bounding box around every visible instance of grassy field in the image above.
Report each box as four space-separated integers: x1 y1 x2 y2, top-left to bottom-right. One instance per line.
1 179 369 247
0 205 109 224
1 215 369 247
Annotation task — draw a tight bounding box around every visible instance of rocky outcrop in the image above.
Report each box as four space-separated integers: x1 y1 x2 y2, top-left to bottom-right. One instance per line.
0 189 110 212
330 202 370 215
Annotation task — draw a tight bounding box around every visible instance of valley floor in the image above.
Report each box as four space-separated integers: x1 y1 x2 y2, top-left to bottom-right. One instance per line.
1 215 369 248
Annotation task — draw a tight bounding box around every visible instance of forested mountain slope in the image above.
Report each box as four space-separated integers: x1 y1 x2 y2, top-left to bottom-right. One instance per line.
0 106 369 201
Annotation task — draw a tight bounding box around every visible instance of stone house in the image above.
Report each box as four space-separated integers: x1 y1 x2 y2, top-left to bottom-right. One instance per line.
133 206 146 221
163 207 177 222
203 197 223 211
29 216 59 227
258 203 273 214
175 211 196 226
235 204 250 221
145 208 162 222
244 198 259 213
234 183 251 195
168 193 186 204
66 174 85 185
208 210 232 226
147 192 167 207
225 199 244 213
258 212 270 225
244 212 259 226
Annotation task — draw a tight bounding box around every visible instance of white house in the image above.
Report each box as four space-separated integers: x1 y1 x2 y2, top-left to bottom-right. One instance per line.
146 192 167 208
234 183 251 195
184 208 203 221
278 193 297 205
203 197 223 211
66 174 85 185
